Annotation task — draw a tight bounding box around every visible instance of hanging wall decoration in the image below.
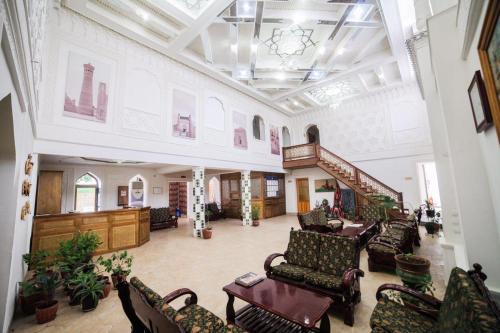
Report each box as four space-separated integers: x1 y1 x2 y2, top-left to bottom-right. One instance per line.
468 71 493 132
478 1 500 142
25 154 34 176
233 111 248 149
172 88 197 139
21 201 31 220
63 52 110 123
270 125 280 155
22 180 32 196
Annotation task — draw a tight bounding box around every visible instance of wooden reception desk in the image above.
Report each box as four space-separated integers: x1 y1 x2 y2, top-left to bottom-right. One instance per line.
31 207 150 255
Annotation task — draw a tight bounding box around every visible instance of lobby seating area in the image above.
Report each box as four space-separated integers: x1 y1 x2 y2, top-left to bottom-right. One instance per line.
150 208 178 231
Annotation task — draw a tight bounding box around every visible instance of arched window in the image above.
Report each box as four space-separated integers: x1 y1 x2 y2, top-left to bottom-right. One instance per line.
282 126 291 147
75 173 100 212
129 175 146 207
205 96 225 131
306 125 320 144
252 115 265 140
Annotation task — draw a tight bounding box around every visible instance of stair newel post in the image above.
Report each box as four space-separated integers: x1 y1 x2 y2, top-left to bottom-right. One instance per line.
354 169 360 186
398 192 404 211
315 144 320 161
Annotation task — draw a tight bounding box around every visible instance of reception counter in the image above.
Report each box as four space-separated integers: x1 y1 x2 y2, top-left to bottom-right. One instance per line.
31 207 150 255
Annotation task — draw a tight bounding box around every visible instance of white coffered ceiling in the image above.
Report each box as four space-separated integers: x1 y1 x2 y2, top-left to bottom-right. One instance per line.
62 0 414 115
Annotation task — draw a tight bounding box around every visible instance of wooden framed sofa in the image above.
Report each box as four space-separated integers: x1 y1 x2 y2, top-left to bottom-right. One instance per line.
297 208 344 234
150 207 178 231
117 277 246 333
366 223 413 272
205 202 225 221
370 264 500 332
264 229 364 326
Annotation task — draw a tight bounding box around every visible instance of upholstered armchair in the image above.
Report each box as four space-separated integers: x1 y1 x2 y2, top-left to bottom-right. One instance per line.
297 208 343 233
205 202 225 221
370 264 500 333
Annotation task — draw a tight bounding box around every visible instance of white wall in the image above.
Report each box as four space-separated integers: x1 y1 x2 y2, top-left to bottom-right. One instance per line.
35 7 290 173
39 164 170 212
289 82 434 209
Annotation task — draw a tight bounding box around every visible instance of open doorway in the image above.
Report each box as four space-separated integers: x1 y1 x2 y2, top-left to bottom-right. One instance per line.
417 162 441 208
296 178 310 213
74 172 100 212
306 125 320 144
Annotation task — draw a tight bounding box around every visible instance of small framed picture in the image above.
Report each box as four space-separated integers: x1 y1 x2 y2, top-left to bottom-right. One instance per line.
468 70 493 133
153 187 163 195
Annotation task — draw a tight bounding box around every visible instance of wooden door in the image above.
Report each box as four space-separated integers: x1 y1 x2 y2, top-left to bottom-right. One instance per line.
296 178 310 214
36 171 63 215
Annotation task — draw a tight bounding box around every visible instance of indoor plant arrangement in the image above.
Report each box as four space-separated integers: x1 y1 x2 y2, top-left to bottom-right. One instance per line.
97 251 133 288
71 271 104 312
57 231 102 281
251 206 260 226
424 198 435 218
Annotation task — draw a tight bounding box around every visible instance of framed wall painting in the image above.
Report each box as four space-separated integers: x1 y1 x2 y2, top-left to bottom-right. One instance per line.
233 111 248 149
468 70 493 132
478 1 500 143
314 179 336 193
152 187 163 195
270 125 280 155
172 88 197 139
117 186 129 206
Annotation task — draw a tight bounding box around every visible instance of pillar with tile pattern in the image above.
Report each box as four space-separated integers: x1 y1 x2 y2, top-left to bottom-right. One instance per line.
192 167 205 237
241 170 252 226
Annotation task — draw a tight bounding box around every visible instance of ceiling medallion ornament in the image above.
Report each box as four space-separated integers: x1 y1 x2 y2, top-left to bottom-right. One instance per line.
307 80 361 104
177 0 208 10
264 25 316 58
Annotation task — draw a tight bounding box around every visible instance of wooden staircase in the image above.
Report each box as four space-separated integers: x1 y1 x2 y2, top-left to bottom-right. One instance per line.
283 144 404 210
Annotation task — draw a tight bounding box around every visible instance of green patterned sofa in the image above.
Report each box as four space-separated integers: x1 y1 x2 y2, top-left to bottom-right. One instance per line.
297 208 344 233
370 264 500 333
117 277 246 333
264 229 364 326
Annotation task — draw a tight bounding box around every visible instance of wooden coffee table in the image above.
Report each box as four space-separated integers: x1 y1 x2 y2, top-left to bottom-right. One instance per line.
223 278 332 333
336 221 378 248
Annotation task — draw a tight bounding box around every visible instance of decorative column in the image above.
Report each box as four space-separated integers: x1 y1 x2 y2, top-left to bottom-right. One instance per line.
241 170 252 226
192 167 205 237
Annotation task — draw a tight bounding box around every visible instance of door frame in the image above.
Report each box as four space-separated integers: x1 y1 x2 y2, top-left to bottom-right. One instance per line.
295 177 310 213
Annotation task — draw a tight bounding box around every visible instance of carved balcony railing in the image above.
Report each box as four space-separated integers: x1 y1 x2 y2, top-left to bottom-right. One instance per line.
283 144 404 209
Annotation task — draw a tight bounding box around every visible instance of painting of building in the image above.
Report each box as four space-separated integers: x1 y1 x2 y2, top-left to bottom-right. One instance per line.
233 111 248 149
172 88 196 139
63 52 110 122
270 125 280 155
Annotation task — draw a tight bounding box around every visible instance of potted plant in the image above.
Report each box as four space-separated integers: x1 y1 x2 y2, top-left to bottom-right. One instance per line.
73 272 104 312
202 225 213 239
424 198 435 218
18 281 44 315
251 206 260 226
35 300 58 324
57 231 102 282
97 251 133 288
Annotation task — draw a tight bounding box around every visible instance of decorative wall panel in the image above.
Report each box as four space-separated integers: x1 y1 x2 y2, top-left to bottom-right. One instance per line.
241 170 252 226
192 167 205 237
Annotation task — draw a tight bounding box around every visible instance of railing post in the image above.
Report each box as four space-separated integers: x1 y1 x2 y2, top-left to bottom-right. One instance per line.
315 144 320 160
354 169 359 185
398 192 404 211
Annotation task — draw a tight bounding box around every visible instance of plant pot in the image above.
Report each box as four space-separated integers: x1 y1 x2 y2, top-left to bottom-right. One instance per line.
100 282 111 299
425 209 435 218
81 295 98 312
68 286 83 306
252 220 260 227
395 254 431 275
202 228 212 239
425 222 440 235
19 291 44 315
111 274 126 289
35 300 58 324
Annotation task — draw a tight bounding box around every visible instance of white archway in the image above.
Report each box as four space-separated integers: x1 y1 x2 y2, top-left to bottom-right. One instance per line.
129 174 148 207
305 124 320 144
282 126 291 147
208 176 221 204
74 172 101 212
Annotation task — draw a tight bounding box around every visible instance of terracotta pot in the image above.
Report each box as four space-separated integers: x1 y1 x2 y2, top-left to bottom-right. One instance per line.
252 220 260 226
202 228 212 239
81 295 98 312
35 300 58 324
395 254 431 275
100 282 111 299
19 291 44 315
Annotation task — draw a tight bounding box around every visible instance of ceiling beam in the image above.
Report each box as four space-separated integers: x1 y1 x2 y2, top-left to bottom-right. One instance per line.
250 1 264 78
229 22 239 78
377 0 412 81
200 30 213 64
147 0 195 26
167 0 234 53
357 73 370 92
351 28 386 64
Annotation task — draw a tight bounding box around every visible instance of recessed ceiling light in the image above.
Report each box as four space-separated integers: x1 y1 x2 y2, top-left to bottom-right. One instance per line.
243 2 250 11
293 101 299 106
230 44 238 53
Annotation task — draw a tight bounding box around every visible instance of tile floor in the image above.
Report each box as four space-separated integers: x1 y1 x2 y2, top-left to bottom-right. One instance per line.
10 215 445 333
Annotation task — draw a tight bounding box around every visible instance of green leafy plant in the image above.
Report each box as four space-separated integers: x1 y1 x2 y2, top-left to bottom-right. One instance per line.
251 206 260 220
35 271 61 298
19 280 40 297
72 271 104 309
56 231 101 281
23 250 52 274
97 251 133 277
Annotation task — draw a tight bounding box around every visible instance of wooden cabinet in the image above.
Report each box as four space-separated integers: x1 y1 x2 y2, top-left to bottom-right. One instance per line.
36 171 63 215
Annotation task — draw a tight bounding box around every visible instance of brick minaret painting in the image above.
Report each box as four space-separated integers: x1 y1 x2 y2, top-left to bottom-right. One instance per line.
270 126 280 155
234 127 248 149
172 89 196 139
64 54 108 123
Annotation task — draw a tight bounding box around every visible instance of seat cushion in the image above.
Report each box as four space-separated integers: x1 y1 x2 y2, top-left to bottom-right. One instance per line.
286 230 320 269
174 304 226 333
438 267 500 333
304 271 343 289
271 263 313 281
318 234 358 276
367 243 397 254
370 297 437 333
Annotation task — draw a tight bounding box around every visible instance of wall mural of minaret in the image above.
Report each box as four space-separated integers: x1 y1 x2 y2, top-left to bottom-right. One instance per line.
63 52 110 123
172 88 196 139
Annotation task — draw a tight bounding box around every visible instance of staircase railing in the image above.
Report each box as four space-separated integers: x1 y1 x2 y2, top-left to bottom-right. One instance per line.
283 144 404 208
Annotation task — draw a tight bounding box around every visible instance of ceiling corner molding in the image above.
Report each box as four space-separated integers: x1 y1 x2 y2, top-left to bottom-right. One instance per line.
458 0 484 60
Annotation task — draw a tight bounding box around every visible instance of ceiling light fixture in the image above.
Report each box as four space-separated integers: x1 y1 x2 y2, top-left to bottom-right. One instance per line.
337 47 345 55
293 101 299 106
264 25 316 58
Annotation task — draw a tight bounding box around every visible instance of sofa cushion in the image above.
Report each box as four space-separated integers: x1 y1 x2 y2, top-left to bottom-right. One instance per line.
150 207 170 224
286 230 320 269
314 209 328 225
271 263 313 281
300 212 315 226
361 205 383 222
367 243 397 254
304 271 343 289
318 235 357 276
174 304 225 333
130 277 164 308
370 297 437 333
438 267 500 333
